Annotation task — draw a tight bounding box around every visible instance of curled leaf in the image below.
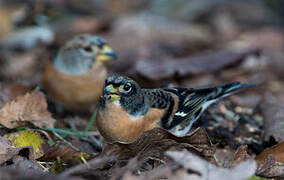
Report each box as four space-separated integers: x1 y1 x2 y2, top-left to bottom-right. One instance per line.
0 92 56 129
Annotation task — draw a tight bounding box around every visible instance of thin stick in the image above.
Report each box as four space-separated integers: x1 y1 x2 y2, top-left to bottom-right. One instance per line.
52 131 80 151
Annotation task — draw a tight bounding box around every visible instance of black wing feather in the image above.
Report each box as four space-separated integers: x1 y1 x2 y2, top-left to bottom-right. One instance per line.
162 82 253 131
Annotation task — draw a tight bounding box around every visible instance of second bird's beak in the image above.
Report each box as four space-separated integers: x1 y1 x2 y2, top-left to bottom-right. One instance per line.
104 84 119 101
97 45 117 62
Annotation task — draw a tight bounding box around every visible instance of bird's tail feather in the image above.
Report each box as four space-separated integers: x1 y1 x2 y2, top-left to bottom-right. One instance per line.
214 82 255 99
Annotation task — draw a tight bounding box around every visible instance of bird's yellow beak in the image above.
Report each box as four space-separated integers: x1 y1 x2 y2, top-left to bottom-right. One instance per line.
97 45 117 62
104 84 119 101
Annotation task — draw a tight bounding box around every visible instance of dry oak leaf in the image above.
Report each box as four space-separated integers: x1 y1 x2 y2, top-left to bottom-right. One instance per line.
0 92 56 129
0 136 33 164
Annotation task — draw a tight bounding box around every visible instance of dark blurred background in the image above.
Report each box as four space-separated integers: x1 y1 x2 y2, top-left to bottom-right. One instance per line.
0 0 284 169
0 0 283 88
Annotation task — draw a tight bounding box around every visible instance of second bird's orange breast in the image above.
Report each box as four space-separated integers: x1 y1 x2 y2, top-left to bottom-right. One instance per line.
42 62 107 110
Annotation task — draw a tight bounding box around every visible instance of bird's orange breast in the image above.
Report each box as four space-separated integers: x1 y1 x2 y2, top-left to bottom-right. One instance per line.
96 102 165 143
42 62 107 110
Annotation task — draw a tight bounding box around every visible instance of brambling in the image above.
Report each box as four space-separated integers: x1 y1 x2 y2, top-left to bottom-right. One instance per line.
42 34 117 110
96 76 254 143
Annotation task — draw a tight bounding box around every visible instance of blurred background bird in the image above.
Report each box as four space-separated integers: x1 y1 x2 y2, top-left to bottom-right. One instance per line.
42 34 117 110
96 76 254 143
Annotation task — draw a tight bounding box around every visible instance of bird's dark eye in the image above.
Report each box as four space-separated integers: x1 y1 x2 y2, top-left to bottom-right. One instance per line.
123 83 131 92
83 46 92 52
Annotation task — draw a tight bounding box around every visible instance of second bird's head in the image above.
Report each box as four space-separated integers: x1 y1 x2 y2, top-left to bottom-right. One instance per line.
54 34 117 74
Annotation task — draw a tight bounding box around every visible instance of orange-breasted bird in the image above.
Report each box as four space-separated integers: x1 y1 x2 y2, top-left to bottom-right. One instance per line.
96 76 254 143
42 34 117 110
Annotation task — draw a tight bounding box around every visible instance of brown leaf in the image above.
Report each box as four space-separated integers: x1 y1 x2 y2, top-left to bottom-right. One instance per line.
134 48 259 80
0 136 33 164
261 93 284 142
256 154 284 178
214 149 235 168
232 145 251 168
165 150 256 180
214 145 251 168
44 145 91 164
255 142 284 178
256 142 284 167
59 156 115 178
103 128 216 164
0 92 56 129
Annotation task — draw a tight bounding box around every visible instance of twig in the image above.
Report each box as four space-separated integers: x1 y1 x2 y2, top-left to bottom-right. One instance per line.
52 131 80 151
59 156 115 177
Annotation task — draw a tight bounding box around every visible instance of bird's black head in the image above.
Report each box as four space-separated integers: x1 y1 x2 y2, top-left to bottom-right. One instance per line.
102 76 149 116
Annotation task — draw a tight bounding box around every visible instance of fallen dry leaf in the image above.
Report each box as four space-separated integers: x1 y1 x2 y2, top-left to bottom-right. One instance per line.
256 142 284 166
256 154 284 178
59 156 116 178
0 92 56 129
44 145 91 164
165 150 256 180
62 128 216 179
4 130 50 159
0 136 33 164
214 148 235 168
134 48 259 80
103 128 216 164
231 145 252 168
255 142 284 178
261 93 284 142
213 145 251 169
